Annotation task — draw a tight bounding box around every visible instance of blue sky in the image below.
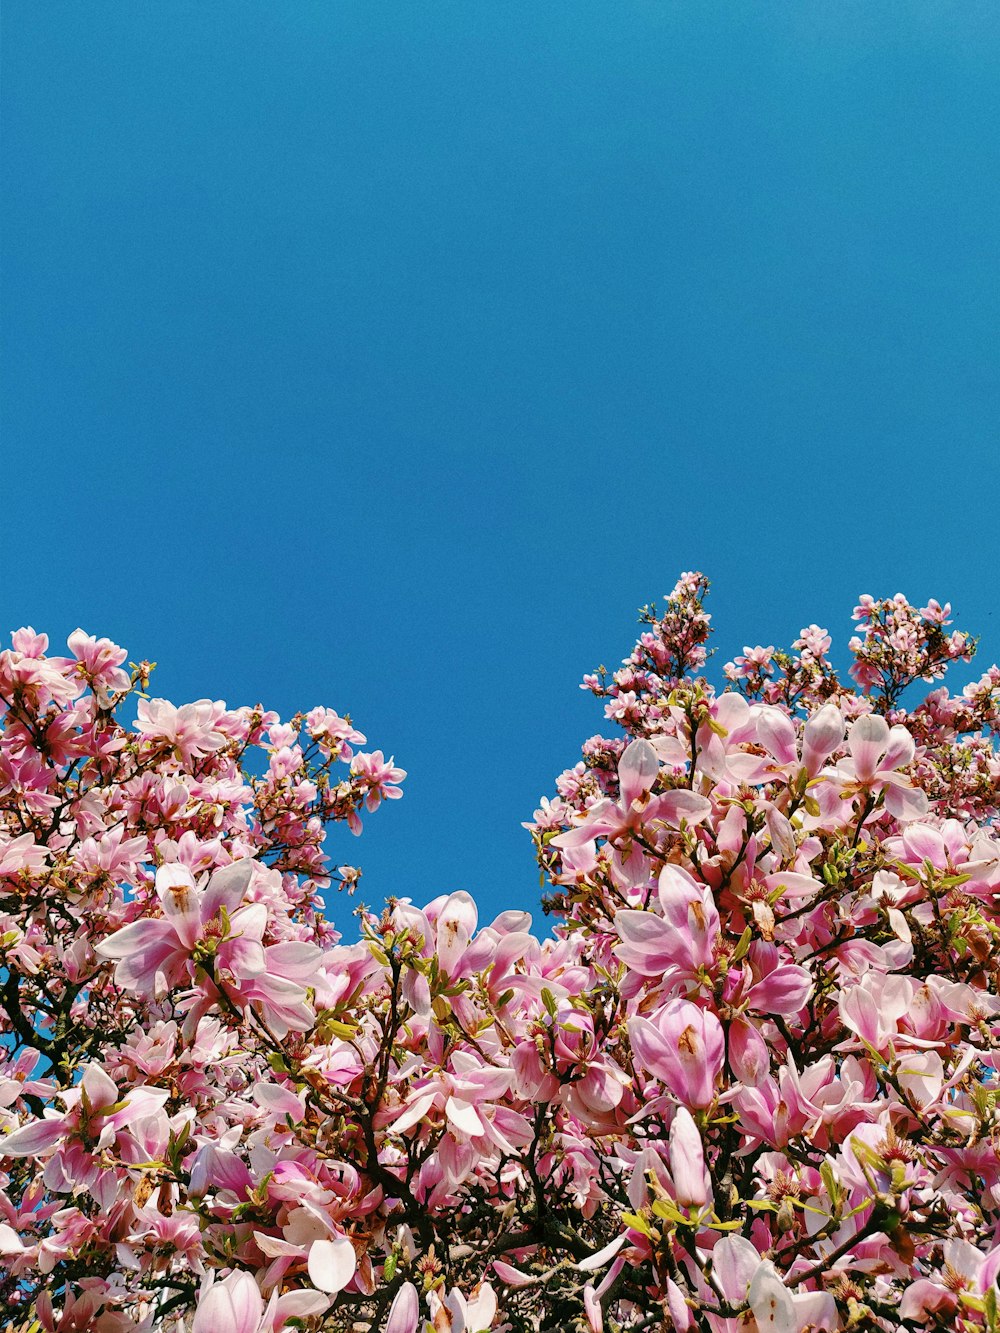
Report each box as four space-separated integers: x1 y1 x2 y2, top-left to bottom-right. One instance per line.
4 2 999 924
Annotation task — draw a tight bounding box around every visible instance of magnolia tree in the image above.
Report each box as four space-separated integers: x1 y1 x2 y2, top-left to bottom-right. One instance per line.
2 578 1000 1333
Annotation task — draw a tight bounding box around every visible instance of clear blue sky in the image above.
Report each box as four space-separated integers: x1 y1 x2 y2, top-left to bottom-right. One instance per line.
4 3 999 923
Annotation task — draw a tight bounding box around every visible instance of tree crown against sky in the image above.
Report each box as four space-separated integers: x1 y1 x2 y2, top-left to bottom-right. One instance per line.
7 5 1000 923
2 575 1000 1332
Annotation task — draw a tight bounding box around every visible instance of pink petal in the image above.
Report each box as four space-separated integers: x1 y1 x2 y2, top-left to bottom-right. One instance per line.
902 824 947 869
1 1117 66 1157
669 1107 709 1208
271 1290 332 1322
253 1082 304 1122
308 1235 357 1294
746 965 811 1018
192 1274 263 1333
156 864 203 949
228 1273 265 1333
728 1018 770 1086
654 790 713 828
626 1016 671 1076
711 1235 763 1304
203 858 255 919
577 1234 627 1272
0 1223 24 1254
385 1281 420 1333
392 1090 438 1135
614 911 674 976
747 1261 797 1333
192 1285 237 1333
492 1263 535 1289
755 708 798 765
445 1096 484 1137
884 779 929 822
618 739 659 808
848 714 889 783
883 724 915 771
762 872 823 901
583 1284 604 1332
550 800 619 849
899 1280 957 1320
790 1291 837 1331
980 1243 1000 1293
81 1063 118 1112
265 940 324 981
801 703 845 775
665 1278 694 1331
95 916 175 962
436 892 479 976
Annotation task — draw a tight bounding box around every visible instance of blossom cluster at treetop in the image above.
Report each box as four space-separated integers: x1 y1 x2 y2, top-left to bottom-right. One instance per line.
2 575 1000 1333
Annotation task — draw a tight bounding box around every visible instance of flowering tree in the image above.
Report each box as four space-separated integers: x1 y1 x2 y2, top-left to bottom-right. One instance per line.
2 578 1000 1333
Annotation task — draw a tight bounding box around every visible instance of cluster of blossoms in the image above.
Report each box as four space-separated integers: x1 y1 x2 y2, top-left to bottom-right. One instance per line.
2 578 1000 1333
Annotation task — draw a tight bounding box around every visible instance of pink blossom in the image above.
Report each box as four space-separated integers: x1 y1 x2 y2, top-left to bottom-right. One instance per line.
95 859 261 998
628 999 725 1108
193 1271 264 1333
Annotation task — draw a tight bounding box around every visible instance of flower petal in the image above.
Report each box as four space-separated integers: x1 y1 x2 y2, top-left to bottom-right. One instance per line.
308 1235 356 1294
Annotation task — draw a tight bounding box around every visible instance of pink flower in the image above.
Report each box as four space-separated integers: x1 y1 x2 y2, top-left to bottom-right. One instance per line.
193 1271 264 1333
552 739 711 865
0 832 48 878
385 1282 420 1333
66 629 131 701
614 863 719 984
135 697 229 760
669 1106 710 1209
350 750 406 812
834 714 927 821
628 999 724 1108
747 1258 837 1333
800 703 846 776
95 860 261 998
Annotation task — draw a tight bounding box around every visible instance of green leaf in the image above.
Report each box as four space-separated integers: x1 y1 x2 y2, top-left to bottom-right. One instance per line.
323 1018 359 1040
621 1211 651 1236
731 926 753 962
819 1159 842 1209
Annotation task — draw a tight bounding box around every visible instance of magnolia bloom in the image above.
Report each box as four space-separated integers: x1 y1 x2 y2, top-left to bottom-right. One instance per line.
703 701 845 788
2 1062 168 1165
350 749 406 811
385 1282 421 1333
834 714 927 821
668 1107 710 1209
628 998 725 1109
708 1241 837 1333
427 1282 497 1333
747 1258 837 1332
899 1239 1000 1320
191 1271 331 1333
800 703 847 776
583 1284 603 1333
96 860 260 998
551 739 711 867
307 1235 358 1293
615 863 720 985
135 696 229 760
0 832 48 877
193 1271 263 1333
